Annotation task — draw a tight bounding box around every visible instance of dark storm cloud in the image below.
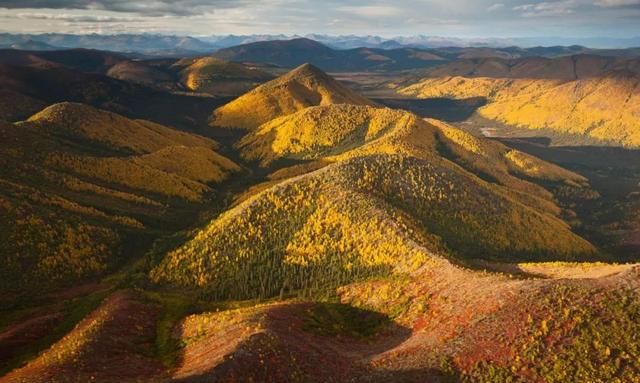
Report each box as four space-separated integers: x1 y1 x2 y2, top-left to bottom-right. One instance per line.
0 0 253 16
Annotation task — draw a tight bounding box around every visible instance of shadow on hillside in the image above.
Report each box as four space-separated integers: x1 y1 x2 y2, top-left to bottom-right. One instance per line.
171 302 417 383
374 97 487 122
498 137 640 259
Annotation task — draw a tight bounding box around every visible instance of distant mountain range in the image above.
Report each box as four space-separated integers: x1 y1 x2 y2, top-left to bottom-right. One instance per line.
210 38 640 72
1 33 639 57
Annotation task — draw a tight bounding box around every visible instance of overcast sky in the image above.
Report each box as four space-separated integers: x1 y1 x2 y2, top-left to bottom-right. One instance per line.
0 0 639 38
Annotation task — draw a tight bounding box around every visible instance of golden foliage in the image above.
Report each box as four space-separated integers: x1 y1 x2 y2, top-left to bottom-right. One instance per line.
0 194 119 292
151 169 434 300
175 57 273 96
152 150 595 300
210 63 374 130
27 102 219 154
237 104 411 166
46 153 212 202
400 74 640 147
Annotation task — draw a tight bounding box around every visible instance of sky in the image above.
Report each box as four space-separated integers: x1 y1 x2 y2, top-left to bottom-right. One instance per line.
0 0 639 39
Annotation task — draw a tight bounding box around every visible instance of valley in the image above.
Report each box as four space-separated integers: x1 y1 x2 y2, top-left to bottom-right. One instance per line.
0 36 639 382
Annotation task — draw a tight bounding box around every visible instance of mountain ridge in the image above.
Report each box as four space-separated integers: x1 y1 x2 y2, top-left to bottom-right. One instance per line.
210 63 375 130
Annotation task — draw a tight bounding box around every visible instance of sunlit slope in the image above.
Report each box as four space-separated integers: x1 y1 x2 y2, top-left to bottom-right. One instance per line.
399 55 640 147
236 104 412 166
173 56 274 96
152 113 596 299
238 103 587 183
237 104 587 214
0 103 239 295
106 60 176 89
26 102 215 154
210 63 374 130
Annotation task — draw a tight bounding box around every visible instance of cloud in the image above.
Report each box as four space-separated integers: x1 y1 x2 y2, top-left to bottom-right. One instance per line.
14 12 146 22
513 1 577 17
0 0 638 38
0 0 254 16
335 5 404 18
594 0 640 7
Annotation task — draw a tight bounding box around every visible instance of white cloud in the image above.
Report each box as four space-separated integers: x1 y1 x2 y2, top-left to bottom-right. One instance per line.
594 0 640 6
488 3 505 11
513 1 577 17
335 5 404 18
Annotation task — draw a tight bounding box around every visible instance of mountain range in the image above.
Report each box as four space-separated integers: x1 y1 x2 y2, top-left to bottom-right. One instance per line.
1 39 639 383
2 33 640 57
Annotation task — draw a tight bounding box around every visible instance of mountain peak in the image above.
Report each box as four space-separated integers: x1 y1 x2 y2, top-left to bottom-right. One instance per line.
282 62 330 82
210 63 373 130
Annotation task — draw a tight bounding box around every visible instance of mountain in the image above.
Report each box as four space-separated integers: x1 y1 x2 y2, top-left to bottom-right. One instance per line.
213 38 334 67
3 47 640 383
0 54 233 131
211 38 450 71
105 60 177 89
236 104 414 166
171 56 275 96
210 63 374 130
0 33 217 55
211 38 640 72
0 102 239 298
400 54 640 147
0 48 277 98
155 101 596 300
1 33 640 58
0 40 58 51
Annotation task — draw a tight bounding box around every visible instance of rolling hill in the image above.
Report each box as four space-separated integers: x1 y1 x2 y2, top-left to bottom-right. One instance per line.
210 63 375 130
211 38 450 71
399 55 640 147
0 102 239 299
171 56 274 96
157 99 596 301
0 48 274 99
3 40 640 383
211 38 640 72
0 58 231 131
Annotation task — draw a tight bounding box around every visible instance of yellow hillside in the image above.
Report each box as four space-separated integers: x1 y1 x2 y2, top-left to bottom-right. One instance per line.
153 104 596 300
237 103 588 215
0 103 240 295
236 104 411 166
174 57 274 96
210 63 374 130
27 102 217 154
151 153 596 300
400 62 640 147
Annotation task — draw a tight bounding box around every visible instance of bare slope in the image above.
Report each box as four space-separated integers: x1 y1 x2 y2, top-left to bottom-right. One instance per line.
210 63 374 130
